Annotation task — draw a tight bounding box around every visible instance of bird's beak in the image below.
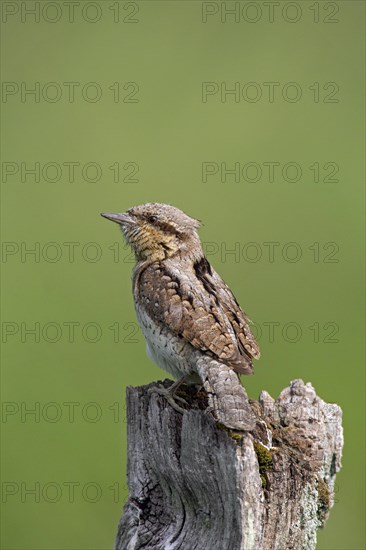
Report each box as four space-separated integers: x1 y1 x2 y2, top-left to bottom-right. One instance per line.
100 212 134 225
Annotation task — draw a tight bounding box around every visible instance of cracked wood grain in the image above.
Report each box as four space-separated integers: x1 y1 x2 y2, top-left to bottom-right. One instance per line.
114 379 343 550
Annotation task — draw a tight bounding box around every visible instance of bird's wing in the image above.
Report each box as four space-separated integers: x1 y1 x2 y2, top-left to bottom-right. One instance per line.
135 258 260 374
209 266 260 360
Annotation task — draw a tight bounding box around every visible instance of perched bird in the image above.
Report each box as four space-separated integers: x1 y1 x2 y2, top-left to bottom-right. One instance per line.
101 203 260 430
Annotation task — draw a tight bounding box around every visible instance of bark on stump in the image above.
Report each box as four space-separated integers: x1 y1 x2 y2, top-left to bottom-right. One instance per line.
115 379 343 550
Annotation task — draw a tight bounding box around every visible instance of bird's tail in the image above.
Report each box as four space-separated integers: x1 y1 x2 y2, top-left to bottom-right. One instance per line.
195 356 256 431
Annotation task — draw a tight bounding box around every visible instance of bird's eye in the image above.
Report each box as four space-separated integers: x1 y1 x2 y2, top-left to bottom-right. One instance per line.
148 215 158 223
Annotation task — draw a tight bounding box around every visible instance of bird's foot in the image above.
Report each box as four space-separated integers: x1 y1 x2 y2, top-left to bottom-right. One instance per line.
148 383 189 414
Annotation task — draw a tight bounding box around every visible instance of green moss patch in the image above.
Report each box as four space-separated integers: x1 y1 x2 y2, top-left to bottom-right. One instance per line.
254 441 273 488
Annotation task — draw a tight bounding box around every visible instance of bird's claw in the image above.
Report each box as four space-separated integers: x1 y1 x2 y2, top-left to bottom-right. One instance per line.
148 384 188 414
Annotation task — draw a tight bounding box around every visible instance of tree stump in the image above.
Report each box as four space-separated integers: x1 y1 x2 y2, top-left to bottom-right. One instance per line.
115 379 343 550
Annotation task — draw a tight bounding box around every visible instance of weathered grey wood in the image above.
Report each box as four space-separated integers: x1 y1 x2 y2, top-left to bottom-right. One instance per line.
115 379 343 550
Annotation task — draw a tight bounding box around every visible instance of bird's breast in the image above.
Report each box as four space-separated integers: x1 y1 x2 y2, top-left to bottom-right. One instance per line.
134 301 194 379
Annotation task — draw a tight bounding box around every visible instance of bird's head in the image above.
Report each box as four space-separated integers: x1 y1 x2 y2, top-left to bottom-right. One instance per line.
101 203 202 262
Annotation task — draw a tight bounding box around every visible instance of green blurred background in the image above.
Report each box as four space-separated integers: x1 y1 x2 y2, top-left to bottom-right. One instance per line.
1 1 364 548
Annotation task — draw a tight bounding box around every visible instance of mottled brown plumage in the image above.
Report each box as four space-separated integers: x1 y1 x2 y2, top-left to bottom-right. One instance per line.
135 258 259 375
101 203 260 430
